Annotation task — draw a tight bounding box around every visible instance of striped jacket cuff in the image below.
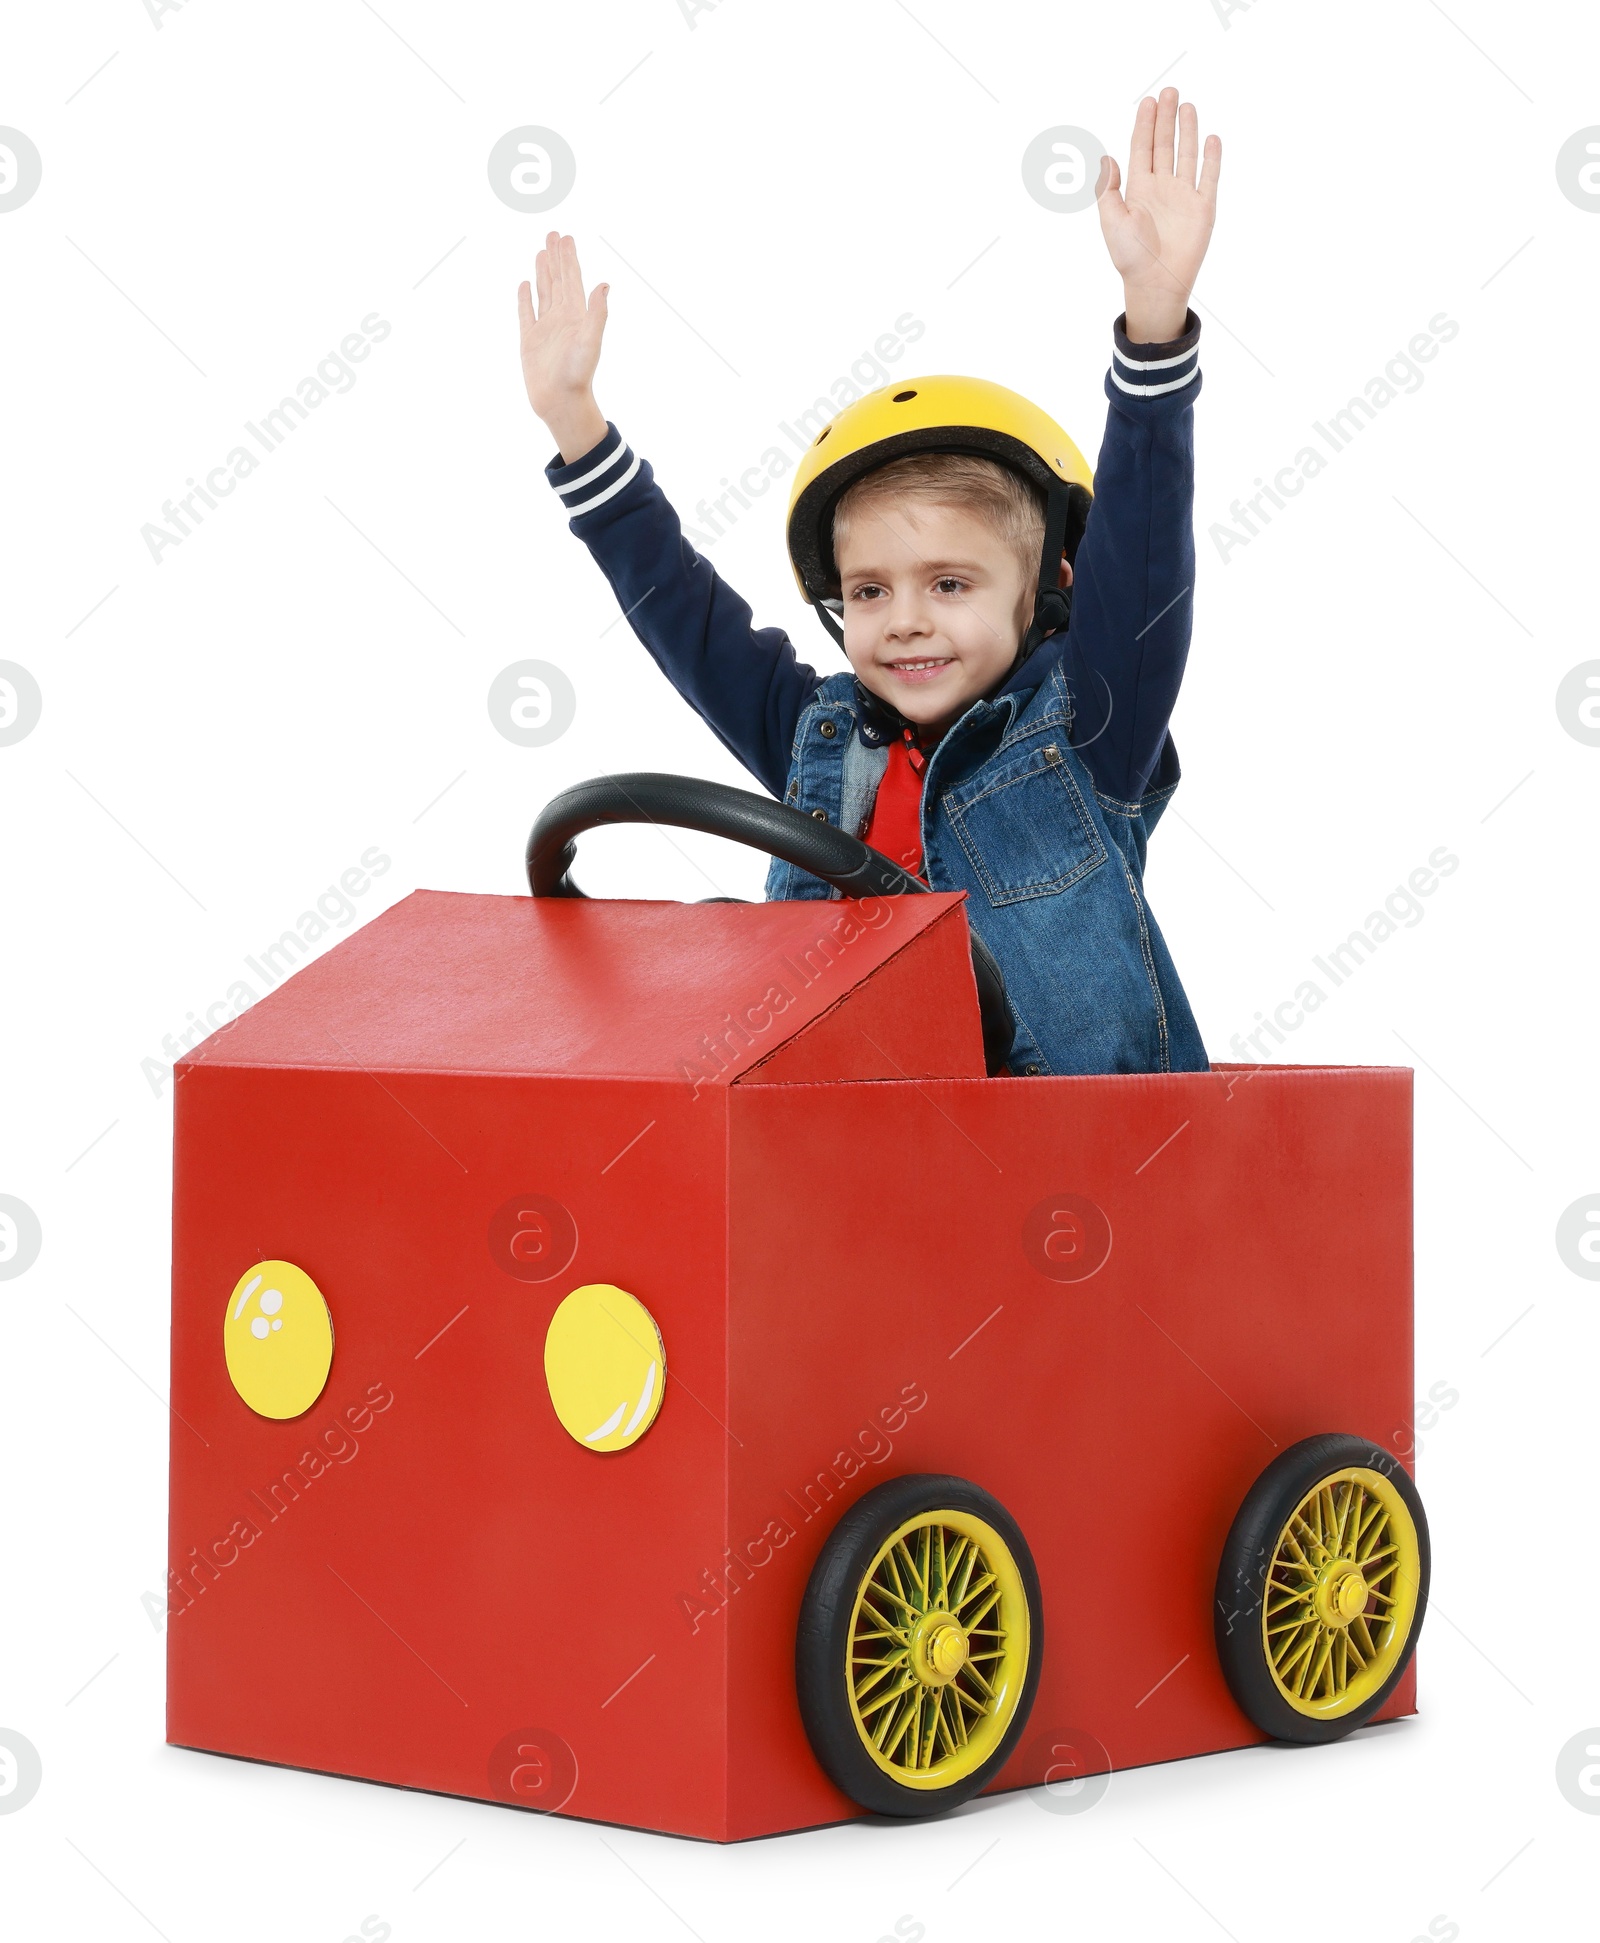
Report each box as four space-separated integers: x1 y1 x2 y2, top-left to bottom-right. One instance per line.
545 421 642 518
1109 310 1201 399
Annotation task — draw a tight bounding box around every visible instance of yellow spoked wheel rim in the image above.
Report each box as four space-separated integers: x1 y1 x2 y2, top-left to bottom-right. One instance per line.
1263 1466 1422 1718
846 1509 1030 1790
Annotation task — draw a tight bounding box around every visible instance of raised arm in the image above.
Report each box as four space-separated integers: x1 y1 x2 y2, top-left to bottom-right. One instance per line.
519 236 822 797
1097 89 1221 347
1055 93 1221 805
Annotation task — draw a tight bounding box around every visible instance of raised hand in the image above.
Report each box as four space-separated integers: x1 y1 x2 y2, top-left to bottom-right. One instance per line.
517 232 609 462
1096 90 1222 344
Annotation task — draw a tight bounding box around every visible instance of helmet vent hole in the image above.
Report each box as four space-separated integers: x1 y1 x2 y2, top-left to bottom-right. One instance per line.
814 425 831 444
892 389 917 403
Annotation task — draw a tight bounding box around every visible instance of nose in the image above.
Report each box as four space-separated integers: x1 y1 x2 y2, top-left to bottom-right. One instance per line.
881 589 934 644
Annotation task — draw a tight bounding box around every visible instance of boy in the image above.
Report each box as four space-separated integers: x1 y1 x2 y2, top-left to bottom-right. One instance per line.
518 90 1221 1078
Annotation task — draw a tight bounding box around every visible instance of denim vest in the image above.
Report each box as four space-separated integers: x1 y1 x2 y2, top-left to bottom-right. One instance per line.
763 669 1209 1077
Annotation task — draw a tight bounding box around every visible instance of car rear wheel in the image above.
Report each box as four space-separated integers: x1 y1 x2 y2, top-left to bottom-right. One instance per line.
796 1474 1043 1816
1215 1433 1429 1745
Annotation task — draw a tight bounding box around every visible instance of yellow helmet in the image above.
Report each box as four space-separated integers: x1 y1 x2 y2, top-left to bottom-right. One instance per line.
785 374 1094 656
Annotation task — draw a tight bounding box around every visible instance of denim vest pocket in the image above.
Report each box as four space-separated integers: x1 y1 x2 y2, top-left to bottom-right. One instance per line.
943 739 1108 906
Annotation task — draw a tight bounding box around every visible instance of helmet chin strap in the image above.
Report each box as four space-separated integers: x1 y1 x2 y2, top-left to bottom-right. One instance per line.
1016 482 1076 664
816 599 847 650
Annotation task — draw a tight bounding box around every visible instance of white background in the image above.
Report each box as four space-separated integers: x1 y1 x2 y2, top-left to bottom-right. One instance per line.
2 0 1597 1936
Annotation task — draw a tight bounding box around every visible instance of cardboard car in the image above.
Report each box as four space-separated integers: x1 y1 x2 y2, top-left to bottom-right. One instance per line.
166 775 1429 1840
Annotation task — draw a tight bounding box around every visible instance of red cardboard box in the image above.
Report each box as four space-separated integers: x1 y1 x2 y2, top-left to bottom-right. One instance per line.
167 889 1415 1840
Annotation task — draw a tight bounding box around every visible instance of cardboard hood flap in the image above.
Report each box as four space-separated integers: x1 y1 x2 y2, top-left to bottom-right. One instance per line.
178 889 983 1083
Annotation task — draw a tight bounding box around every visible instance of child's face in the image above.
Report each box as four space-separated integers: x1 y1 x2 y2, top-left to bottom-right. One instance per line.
835 499 1037 735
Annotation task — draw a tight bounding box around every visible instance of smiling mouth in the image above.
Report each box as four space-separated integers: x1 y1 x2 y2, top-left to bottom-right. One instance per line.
884 657 955 683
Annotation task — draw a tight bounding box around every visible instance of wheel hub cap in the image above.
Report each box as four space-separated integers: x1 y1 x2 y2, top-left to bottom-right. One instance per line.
913 1614 970 1685
1316 1560 1371 1627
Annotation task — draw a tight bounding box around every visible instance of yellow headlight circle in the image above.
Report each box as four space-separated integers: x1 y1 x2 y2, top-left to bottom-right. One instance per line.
544 1283 665 1454
223 1259 334 1420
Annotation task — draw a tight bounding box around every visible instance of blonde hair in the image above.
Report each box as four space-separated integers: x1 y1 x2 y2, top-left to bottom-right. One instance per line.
830 453 1045 589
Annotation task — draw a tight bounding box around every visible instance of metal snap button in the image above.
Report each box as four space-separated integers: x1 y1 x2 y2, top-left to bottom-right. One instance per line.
818 720 837 738
811 809 828 821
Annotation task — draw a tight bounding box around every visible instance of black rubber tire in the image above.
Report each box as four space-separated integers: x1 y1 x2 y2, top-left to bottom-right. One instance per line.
1214 1433 1430 1746
795 1473 1044 1817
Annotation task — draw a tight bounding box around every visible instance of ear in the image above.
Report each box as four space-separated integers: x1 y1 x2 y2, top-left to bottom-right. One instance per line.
1057 554 1074 590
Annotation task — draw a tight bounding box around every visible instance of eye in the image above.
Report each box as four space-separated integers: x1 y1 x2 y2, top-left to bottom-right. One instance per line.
849 582 886 601
934 576 969 596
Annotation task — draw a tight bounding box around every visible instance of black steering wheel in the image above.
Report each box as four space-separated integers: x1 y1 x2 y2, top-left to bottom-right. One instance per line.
526 773 1015 1076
